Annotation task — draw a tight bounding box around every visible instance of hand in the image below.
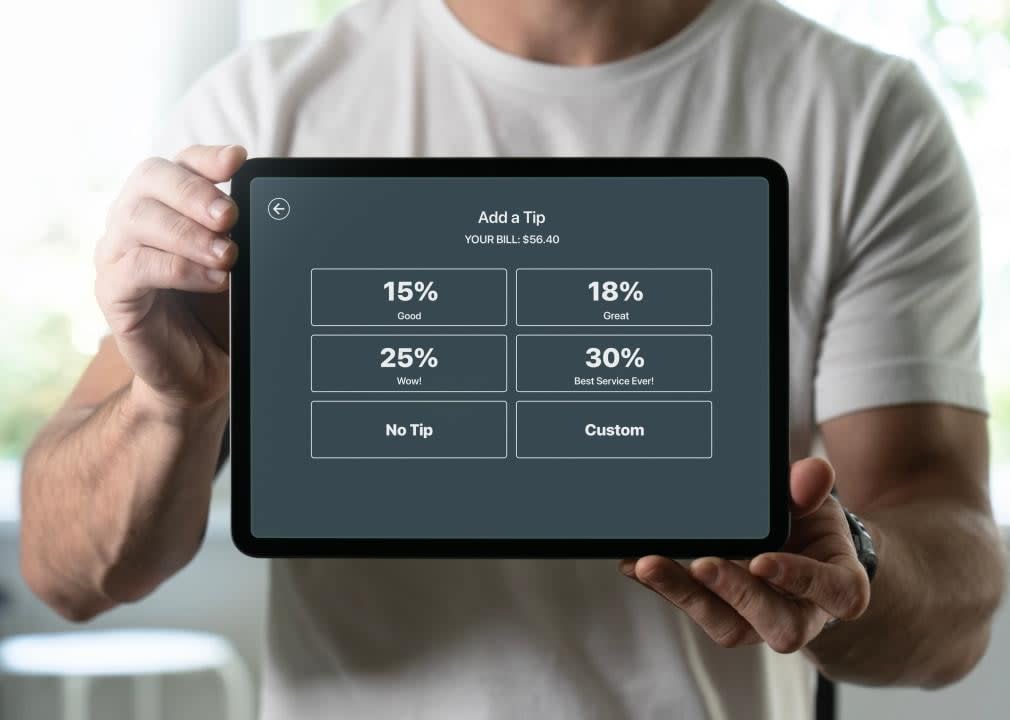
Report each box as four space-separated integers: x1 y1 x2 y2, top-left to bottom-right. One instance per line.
95 144 247 414
620 458 872 652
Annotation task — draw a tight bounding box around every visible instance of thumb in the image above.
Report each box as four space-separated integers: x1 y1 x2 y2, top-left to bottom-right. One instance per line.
789 457 835 518
174 144 248 183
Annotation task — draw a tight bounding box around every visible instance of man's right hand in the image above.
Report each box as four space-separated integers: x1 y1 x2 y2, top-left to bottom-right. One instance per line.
18 145 249 620
95 144 247 416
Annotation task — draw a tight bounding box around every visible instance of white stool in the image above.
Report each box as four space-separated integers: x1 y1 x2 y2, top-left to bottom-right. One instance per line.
0 628 254 720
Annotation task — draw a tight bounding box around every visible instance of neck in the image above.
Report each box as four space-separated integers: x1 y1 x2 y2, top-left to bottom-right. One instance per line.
443 0 711 66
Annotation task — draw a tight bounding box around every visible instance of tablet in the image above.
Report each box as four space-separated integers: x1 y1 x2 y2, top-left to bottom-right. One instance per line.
229 158 789 558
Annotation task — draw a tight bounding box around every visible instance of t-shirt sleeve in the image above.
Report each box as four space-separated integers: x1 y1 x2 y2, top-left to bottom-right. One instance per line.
813 61 987 423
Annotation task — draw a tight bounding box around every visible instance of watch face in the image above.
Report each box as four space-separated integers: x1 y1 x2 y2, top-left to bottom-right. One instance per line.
844 508 877 581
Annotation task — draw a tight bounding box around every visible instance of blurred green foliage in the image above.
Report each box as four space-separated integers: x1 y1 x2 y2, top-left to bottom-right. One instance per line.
925 0 1010 114
992 387 1010 466
313 0 357 23
0 313 89 458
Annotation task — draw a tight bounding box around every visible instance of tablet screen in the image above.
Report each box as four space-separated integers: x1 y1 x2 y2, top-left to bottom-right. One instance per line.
231 159 788 557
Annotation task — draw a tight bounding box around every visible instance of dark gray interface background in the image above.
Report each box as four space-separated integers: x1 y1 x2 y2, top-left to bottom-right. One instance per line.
248 177 770 539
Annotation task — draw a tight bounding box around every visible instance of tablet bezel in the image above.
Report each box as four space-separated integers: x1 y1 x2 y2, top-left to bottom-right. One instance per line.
230 157 789 558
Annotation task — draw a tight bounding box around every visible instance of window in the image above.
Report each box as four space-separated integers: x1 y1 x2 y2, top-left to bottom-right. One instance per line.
0 1 163 516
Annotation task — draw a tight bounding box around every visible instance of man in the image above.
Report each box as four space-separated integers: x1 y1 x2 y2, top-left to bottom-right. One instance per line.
20 0 1007 717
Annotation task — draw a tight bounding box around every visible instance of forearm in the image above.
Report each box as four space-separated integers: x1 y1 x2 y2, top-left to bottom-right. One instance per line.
805 499 1007 687
20 379 227 621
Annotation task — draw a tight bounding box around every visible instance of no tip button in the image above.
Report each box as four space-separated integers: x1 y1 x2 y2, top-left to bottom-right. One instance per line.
268 197 291 220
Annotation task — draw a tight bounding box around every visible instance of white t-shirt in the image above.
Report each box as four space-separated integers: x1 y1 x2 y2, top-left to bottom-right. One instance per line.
157 0 986 717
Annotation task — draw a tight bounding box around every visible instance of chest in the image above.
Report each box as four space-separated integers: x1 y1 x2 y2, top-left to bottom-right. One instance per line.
276 76 841 451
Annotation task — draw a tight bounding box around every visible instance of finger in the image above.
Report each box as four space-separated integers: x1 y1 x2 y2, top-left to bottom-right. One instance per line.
750 552 870 621
100 246 230 305
627 556 760 648
790 457 835 518
691 557 823 653
108 197 237 269
175 144 248 184
127 157 238 233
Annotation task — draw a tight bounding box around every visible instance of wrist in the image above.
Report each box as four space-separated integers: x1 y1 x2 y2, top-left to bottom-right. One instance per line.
126 377 229 431
99 378 225 581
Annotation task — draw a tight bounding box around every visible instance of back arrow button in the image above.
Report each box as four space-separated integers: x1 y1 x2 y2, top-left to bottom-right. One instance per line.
267 197 291 221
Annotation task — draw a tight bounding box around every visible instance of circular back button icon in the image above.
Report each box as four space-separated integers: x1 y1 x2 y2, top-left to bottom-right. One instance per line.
268 197 291 221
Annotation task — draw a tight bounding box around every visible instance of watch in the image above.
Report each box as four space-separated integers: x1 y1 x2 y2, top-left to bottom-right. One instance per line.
841 506 878 583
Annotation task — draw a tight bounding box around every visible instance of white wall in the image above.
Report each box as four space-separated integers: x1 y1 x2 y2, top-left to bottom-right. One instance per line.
1 517 1007 719
152 0 242 120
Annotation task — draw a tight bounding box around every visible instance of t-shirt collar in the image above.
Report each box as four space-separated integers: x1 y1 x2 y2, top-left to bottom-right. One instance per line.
419 0 744 95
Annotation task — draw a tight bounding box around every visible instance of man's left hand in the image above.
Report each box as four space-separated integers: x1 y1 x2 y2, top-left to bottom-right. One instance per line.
620 458 872 652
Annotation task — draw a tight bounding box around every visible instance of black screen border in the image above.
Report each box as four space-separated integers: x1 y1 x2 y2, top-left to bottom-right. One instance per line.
230 157 790 558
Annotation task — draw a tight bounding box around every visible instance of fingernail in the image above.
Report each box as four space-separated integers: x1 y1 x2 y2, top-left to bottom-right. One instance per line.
619 559 636 577
207 269 227 283
220 144 243 156
692 560 719 585
211 238 231 258
208 197 234 220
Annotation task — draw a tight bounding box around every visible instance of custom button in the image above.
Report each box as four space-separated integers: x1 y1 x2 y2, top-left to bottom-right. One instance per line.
311 401 507 459
516 401 712 459
311 334 507 392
